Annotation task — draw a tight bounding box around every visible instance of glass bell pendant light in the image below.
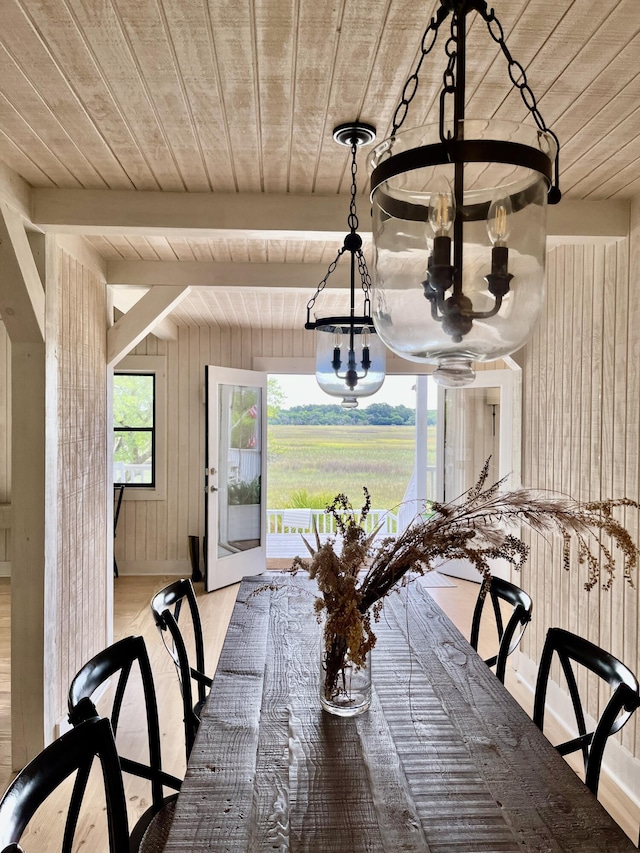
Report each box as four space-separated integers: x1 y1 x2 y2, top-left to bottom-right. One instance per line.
369 0 561 387
305 122 386 408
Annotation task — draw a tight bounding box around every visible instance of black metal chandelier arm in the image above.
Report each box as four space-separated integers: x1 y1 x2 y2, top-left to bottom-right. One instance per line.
468 296 503 320
425 290 502 323
480 4 561 202
305 245 347 327
335 364 369 383
391 2 451 137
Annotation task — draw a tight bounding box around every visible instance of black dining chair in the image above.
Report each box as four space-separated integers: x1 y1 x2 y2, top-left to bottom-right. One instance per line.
0 716 130 853
68 635 182 850
113 484 125 578
150 579 213 760
469 575 533 683
533 627 640 795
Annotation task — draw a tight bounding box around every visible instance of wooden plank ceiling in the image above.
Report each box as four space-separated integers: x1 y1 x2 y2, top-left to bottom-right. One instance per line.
2 0 639 328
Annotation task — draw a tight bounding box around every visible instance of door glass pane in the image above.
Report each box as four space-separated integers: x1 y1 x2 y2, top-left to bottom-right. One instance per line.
217 383 262 558
443 386 500 501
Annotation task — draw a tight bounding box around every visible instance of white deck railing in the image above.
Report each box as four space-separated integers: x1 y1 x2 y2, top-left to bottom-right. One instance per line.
266 508 398 536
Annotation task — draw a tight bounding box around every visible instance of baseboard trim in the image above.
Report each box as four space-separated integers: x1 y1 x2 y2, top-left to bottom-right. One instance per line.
0 563 10 578
116 560 191 576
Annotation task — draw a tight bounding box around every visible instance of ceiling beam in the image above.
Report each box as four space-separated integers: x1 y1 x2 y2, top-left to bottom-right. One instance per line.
107 260 350 289
32 189 630 243
150 317 179 341
0 161 33 222
111 287 179 340
0 201 46 343
32 189 348 239
107 285 190 366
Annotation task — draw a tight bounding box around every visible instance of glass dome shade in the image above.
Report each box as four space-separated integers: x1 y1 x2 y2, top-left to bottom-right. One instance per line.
314 323 385 407
369 120 557 386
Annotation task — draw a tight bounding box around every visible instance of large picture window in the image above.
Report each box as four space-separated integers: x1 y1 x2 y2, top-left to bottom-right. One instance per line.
113 373 155 486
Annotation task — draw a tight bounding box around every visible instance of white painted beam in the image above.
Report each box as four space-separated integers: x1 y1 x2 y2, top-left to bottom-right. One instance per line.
546 199 629 245
10 233 58 766
0 161 32 221
107 260 350 289
32 189 348 239
32 189 629 242
111 285 178 339
151 317 178 340
107 285 190 365
0 202 46 343
11 341 48 766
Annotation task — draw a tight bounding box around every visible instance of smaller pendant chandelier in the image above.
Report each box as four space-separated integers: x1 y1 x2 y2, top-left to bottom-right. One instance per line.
305 122 386 409
369 0 561 387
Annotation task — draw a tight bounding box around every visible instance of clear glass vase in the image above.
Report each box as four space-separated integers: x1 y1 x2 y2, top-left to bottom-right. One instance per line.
320 630 371 717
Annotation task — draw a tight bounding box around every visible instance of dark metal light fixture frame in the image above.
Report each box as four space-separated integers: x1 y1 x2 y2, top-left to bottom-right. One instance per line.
369 0 561 386
305 122 385 407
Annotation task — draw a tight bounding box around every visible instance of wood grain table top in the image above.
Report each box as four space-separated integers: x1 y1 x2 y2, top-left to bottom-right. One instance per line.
164 574 636 852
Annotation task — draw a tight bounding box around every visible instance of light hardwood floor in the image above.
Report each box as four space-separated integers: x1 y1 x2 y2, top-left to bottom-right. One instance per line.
0 575 637 849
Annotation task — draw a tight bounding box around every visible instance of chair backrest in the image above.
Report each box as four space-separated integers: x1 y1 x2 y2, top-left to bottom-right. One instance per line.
533 627 640 795
470 575 533 683
0 717 129 853
113 485 125 533
68 635 181 820
150 579 212 760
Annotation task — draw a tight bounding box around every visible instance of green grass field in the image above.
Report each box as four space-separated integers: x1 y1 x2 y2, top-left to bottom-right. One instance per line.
267 424 435 511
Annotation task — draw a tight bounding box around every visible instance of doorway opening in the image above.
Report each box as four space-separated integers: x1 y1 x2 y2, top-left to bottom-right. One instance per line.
265 374 438 553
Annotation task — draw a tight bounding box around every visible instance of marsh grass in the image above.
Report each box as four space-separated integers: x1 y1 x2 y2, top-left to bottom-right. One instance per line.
267 424 436 510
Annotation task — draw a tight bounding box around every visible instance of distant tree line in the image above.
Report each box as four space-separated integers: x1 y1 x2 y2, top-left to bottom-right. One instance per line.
269 402 437 426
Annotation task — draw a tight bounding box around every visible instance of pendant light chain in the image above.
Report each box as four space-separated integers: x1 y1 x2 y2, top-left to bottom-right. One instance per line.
348 140 359 234
480 6 561 199
391 4 448 137
305 246 347 315
439 13 460 142
357 250 372 315
305 138 371 321
389 0 560 199
348 139 373 311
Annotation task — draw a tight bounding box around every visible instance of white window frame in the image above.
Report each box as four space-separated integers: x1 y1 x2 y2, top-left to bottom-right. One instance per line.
114 355 167 501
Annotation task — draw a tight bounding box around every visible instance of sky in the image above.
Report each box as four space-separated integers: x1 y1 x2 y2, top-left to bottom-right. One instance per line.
271 373 437 410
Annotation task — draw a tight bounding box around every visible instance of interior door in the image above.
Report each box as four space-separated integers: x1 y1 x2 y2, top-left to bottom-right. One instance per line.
205 366 267 591
437 370 519 582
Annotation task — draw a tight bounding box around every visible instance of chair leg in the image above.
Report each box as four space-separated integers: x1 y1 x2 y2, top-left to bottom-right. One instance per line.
189 535 202 583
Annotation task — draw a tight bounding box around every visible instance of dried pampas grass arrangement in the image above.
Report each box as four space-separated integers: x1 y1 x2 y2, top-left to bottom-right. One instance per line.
290 459 638 682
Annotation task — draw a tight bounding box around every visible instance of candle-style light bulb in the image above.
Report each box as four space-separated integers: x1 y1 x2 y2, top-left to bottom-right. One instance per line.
484 193 514 302
428 176 455 237
331 328 343 372
487 193 512 246
360 326 371 372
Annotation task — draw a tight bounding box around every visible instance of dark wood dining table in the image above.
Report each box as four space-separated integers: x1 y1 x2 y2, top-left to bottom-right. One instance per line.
163 574 636 852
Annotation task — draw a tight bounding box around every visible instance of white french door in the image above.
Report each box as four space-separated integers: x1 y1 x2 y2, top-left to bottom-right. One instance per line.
205 366 267 591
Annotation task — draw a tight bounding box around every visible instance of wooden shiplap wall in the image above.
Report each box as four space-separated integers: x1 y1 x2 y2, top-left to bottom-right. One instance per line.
519 203 640 759
55 248 108 719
